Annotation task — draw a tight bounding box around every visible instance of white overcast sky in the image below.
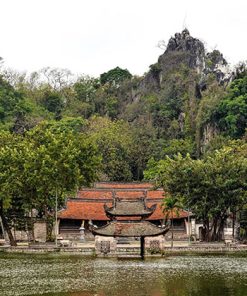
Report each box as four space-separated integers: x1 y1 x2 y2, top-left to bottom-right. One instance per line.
0 0 246 77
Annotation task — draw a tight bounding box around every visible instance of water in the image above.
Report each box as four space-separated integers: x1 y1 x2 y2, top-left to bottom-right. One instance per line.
0 253 247 296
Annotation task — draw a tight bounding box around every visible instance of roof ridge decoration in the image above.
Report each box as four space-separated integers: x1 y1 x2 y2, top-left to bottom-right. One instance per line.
113 189 148 200
93 192 169 238
92 220 169 237
104 194 157 219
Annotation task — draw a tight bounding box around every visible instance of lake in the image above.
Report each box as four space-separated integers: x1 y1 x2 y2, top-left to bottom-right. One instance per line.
0 253 247 296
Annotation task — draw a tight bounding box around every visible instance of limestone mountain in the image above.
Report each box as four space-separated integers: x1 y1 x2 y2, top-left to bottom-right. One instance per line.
139 29 231 94
119 29 239 154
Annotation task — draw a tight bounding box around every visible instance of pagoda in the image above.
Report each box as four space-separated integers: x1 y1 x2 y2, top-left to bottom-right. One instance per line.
92 194 169 258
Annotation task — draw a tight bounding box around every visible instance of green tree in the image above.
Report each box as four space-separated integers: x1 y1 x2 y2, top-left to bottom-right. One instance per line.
0 131 29 245
87 117 133 181
100 67 132 85
0 75 24 129
41 88 64 119
162 138 195 158
0 122 101 244
217 75 247 138
162 196 181 248
74 76 99 102
129 123 158 180
25 122 100 239
145 142 247 241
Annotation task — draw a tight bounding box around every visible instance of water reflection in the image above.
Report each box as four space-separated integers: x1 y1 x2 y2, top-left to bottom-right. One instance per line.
0 254 247 296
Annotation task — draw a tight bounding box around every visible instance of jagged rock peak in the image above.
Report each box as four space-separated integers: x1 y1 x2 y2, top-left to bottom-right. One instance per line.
206 50 227 67
203 49 231 84
157 29 205 73
166 28 205 55
139 29 233 96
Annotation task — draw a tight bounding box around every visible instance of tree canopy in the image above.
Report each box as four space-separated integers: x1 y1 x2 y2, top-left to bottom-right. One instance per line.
0 122 101 244
144 141 247 241
217 76 247 138
100 67 132 85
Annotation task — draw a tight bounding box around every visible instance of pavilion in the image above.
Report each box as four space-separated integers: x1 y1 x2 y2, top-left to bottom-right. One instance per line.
92 196 169 258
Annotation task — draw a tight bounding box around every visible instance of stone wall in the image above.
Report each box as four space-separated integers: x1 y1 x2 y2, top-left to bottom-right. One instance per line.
95 235 117 255
13 230 29 241
145 235 166 253
3 221 47 243
33 221 46 243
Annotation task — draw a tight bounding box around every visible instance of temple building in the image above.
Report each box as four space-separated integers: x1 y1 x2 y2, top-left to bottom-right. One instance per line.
58 182 191 242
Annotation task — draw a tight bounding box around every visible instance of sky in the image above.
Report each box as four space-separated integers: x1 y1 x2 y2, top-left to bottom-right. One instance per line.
0 0 247 77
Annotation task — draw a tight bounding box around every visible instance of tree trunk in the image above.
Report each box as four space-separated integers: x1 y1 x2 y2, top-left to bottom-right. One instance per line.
2 216 16 246
211 218 219 241
0 203 16 246
171 212 174 248
203 215 226 242
43 196 49 242
232 211 236 239
218 217 226 241
203 222 208 242
31 208 35 243
203 219 210 242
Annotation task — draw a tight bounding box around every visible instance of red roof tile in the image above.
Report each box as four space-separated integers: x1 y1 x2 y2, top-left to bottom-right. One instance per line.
147 190 164 198
77 190 113 199
59 183 189 221
59 200 188 221
77 189 165 200
59 200 110 220
115 191 145 199
146 202 189 220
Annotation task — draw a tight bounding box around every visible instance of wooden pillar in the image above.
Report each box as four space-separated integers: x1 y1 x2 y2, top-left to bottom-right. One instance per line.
140 236 145 259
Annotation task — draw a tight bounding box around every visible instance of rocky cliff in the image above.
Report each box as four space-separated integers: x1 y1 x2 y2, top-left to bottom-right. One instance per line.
139 29 232 96
123 29 236 154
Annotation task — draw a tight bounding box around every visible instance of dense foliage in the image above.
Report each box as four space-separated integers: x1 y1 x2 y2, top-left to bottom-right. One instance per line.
145 141 247 241
217 75 247 138
0 121 101 244
100 67 132 85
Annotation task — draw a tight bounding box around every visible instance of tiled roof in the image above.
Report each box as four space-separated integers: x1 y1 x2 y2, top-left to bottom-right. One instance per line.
58 183 189 221
146 202 189 220
105 199 156 217
76 189 164 200
92 221 169 237
77 190 113 199
58 199 189 221
58 200 110 220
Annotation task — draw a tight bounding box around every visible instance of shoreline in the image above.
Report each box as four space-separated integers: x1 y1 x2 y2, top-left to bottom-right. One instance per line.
1 243 247 257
